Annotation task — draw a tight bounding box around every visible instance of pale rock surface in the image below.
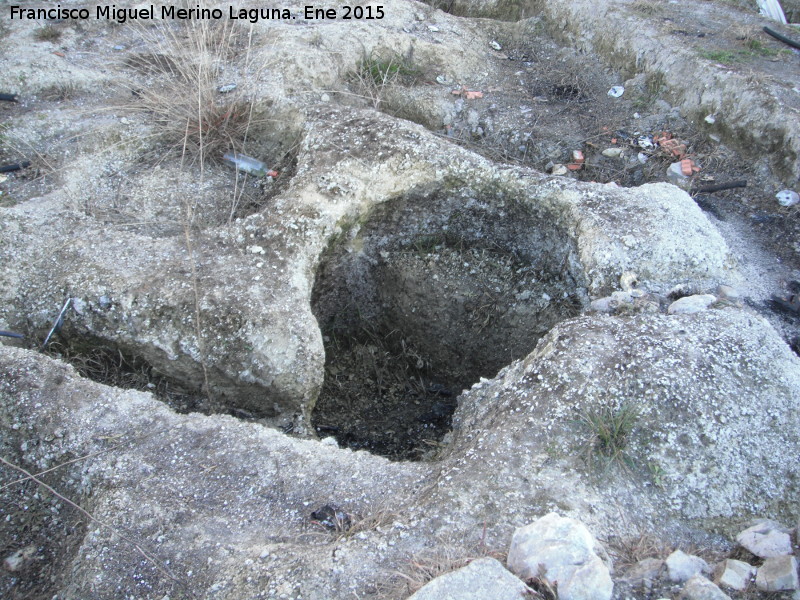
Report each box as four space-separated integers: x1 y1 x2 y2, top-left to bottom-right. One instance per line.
680 575 732 600
668 294 717 315
714 559 756 591
506 513 613 600
407 557 531 600
736 520 793 557
666 550 710 583
756 556 800 592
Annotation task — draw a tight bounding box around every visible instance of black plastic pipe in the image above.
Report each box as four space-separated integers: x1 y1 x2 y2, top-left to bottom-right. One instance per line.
764 26 800 51
0 161 31 173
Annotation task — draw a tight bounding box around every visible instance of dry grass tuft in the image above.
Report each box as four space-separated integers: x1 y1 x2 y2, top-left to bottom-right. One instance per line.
34 24 63 43
350 49 421 110
41 82 82 102
126 18 265 167
607 532 671 570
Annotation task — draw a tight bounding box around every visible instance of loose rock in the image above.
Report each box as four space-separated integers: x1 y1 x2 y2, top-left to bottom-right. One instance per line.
666 550 710 583
668 294 717 314
680 575 732 600
755 556 800 592
3 545 37 572
736 520 793 557
507 513 613 600
408 557 531 600
714 559 756 591
622 558 664 586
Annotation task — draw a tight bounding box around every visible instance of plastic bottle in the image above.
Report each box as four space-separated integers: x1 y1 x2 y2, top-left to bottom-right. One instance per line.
223 151 268 177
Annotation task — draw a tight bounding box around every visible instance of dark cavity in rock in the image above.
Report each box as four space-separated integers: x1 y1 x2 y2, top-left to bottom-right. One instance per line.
311 183 589 460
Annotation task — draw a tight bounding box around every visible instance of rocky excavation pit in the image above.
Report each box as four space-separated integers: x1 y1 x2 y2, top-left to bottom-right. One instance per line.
311 184 589 459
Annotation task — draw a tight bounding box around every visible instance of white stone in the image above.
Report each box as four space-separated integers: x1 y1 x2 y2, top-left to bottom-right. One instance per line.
680 575 732 600
668 294 716 315
666 550 710 583
3 545 36 572
715 285 740 300
602 148 624 158
714 559 756 591
610 291 634 304
408 557 531 600
620 271 638 291
590 297 616 312
756 556 799 592
507 513 612 600
736 521 793 557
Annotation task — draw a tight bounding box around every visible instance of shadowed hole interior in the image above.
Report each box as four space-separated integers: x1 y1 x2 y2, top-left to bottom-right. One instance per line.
311 182 589 460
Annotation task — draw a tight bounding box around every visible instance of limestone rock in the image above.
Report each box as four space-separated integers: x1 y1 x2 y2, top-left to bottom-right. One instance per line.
736 520 793 557
622 558 664 586
449 309 800 527
668 294 716 315
3 545 37 572
407 557 531 600
714 559 756 591
756 556 800 592
506 513 613 600
590 296 617 312
680 575 732 600
666 550 710 583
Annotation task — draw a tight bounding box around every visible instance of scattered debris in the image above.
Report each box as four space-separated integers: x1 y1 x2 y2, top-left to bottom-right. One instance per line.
776 189 799 207
666 162 691 188
222 152 276 178
427 25 440 32
451 86 483 99
567 150 585 170
310 504 351 531
704 114 717 124
692 180 747 194
607 85 624 98
601 147 624 158
681 158 700 176
42 297 72 348
655 133 687 158
0 330 24 339
489 40 502 51
0 161 32 173
0 93 18 102
217 83 237 93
